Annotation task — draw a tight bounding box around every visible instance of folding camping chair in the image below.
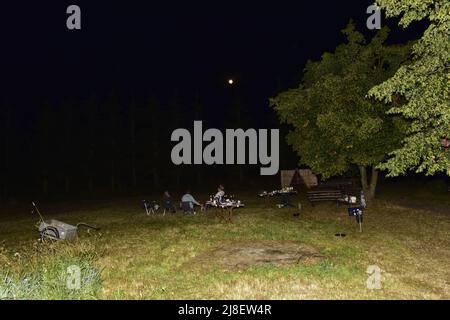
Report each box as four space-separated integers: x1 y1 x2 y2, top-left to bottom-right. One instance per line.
181 201 196 215
162 199 176 215
142 200 159 215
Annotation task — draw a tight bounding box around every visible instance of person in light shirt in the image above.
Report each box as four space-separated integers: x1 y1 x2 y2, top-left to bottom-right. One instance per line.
181 190 202 211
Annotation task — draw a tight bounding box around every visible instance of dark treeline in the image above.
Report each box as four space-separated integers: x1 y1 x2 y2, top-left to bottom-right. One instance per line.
0 91 297 201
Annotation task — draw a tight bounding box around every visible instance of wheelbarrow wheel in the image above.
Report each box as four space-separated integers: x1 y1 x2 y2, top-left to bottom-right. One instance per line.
40 226 60 241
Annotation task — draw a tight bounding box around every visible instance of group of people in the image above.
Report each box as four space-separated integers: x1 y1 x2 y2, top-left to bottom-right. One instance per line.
160 185 225 214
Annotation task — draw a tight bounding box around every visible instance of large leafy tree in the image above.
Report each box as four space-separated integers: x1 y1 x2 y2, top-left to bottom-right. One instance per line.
271 23 411 198
368 0 450 176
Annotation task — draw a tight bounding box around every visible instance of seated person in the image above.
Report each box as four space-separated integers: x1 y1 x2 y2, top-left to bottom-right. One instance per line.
162 191 176 213
214 184 225 203
204 185 225 211
181 190 202 213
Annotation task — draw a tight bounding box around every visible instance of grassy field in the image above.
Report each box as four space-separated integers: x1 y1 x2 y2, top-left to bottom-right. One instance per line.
1 184 449 300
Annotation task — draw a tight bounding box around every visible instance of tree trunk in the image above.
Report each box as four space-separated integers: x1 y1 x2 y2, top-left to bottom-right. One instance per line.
359 166 378 200
130 104 137 189
132 166 137 189
359 166 369 192
1 181 4 200
1 164 7 200
65 176 70 194
368 167 379 200
88 176 94 195
239 167 245 183
110 160 115 192
175 169 181 189
42 177 48 196
196 170 202 186
87 145 94 195
152 168 159 189
2 132 7 200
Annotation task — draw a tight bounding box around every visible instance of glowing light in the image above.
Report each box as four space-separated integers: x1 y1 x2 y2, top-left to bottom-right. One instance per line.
228 79 234 85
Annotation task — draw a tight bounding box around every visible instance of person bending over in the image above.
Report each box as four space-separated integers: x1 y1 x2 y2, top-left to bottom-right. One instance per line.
181 190 202 213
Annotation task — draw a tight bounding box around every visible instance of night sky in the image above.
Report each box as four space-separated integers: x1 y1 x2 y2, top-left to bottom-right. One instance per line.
1 1 425 123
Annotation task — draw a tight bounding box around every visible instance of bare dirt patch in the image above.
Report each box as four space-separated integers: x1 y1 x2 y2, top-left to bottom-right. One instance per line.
184 241 324 271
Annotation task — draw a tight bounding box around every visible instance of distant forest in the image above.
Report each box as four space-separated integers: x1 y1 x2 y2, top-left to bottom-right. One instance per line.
0 91 297 200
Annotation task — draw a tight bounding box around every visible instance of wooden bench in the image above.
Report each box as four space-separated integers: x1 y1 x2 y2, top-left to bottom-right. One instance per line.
319 178 354 189
306 189 343 206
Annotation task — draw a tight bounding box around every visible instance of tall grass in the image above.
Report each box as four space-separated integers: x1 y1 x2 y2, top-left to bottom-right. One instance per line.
0 241 102 300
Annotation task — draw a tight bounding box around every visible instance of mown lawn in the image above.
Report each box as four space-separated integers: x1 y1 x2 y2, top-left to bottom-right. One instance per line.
1 187 449 300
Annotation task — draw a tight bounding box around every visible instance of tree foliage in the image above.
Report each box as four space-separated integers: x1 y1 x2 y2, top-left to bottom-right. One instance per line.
368 0 450 176
270 23 411 195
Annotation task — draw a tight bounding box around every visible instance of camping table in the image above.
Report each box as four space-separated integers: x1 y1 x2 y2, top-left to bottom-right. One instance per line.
217 204 244 223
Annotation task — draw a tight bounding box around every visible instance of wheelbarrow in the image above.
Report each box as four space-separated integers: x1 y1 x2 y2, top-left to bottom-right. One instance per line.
32 202 100 241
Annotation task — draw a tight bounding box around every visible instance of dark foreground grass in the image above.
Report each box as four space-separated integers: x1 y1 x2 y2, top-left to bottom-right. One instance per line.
0 189 449 299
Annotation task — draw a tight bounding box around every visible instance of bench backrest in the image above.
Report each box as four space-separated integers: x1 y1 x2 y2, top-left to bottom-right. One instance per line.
307 190 342 200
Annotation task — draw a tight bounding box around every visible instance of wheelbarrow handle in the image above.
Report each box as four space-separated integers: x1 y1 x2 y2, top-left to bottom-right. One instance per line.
31 201 45 223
